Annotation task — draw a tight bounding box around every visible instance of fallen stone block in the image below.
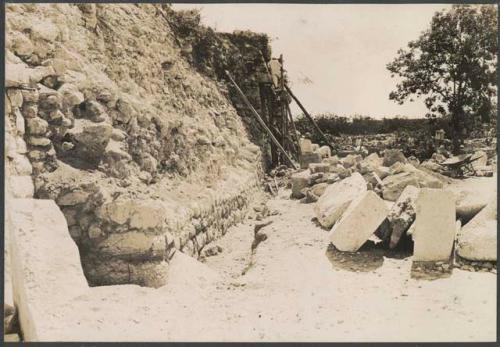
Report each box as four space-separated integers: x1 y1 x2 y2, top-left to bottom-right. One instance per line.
387 185 419 248
300 138 312 152
362 152 383 170
374 166 390 179
9 175 34 198
456 197 497 261
314 172 367 228
389 162 406 175
305 182 329 203
329 191 389 252
8 199 89 341
383 149 407 167
471 150 488 170
413 189 456 262
382 172 419 201
329 164 350 179
318 145 331 158
364 172 383 187
299 152 322 169
291 170 311 199
309 163 330 174
323 155 339 166
340 154 362 168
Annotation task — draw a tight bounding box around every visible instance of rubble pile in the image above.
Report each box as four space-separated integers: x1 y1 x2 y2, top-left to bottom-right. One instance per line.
289 137 497 274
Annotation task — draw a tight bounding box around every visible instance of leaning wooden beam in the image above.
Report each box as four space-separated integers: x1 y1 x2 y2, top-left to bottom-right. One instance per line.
284 84 331 147
225 70 297 170
285 103 302 158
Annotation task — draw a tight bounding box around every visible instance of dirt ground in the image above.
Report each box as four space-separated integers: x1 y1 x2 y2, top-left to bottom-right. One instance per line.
44 177 496 342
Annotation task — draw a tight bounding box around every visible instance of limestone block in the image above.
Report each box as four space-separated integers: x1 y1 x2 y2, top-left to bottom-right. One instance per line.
314 172 367 228
66 119 113 162
7 88 23 108
291 170 310 199
27 136 51 147
11 32 34 57
323 155 339 166
341 154 362 168
9 176 34 198
374 166 390 179
26 117 49 135
15 109 25 135
299 152 322 169
387 185 419 248
57 189 90 206
383 149 407 167
456 198 497 261
98 198 169 230
299 138 313 153
330 191 389 252
311 143 320 152
413 189 456 261
382 172 419 201
12 154 33 176
5 63 30 87
318 145 331 158
364 172 383 187
329 164 350 179
471 150 488 170
58 83 85 107
309 163 330 174
361 152 382 170
8 199 89 341
97 232 165 259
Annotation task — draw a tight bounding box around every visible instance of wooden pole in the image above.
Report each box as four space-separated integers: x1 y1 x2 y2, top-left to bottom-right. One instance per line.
284 84 331 147
286 103 302 158
225 70 297 170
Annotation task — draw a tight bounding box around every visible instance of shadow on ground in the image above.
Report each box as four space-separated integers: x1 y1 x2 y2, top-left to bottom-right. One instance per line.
325 238 414 273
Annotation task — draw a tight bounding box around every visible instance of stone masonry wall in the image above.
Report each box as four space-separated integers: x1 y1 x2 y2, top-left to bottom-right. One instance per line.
5 3 266 287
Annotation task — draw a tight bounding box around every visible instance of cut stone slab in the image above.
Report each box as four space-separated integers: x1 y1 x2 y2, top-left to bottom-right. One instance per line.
413 189 456 262
329 191 389 252
456 198 497 261
314 172 367 228
387 185 419 248
8 199 89 341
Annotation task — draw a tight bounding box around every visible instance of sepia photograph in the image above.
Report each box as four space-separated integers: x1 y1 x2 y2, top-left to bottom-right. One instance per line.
3 1 498 343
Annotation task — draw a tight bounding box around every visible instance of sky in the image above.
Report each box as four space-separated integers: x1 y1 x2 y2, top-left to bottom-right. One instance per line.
173 3 453 119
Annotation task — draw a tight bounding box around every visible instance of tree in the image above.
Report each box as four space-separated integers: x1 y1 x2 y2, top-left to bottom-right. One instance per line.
387 5 498 153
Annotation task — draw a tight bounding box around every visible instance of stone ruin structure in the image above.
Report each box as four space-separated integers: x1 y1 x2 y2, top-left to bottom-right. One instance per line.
4 1 291 322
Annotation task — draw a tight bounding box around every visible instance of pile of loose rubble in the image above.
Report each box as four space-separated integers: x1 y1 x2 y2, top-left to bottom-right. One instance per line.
290 138 497 275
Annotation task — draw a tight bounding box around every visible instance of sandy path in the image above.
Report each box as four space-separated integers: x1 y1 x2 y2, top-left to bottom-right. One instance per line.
45 184 496 342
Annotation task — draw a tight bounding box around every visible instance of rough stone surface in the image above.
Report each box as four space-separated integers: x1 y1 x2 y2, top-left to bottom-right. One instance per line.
383 149 407 167
330 191 389 252
387 185 419 248
314 172 367 228
456 198 497 261
299 152 322 169
382 172 419 201
413 189 456 262
291 170 310 199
